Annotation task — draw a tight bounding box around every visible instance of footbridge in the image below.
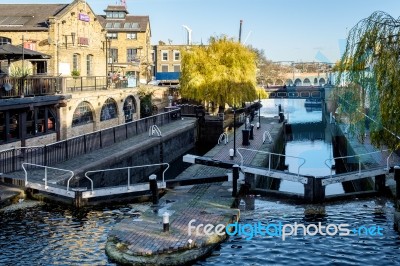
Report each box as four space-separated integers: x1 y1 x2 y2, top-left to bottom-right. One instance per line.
265 85 327 99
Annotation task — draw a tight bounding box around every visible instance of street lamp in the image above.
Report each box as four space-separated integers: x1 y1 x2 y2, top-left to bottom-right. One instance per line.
257 93 261 129
233 107 236 157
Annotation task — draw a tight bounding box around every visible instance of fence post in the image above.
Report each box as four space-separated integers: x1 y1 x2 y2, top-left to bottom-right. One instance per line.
12 148 16 172
83 134 87 153
113 127 116 143
304 176 314 202
99 130 103 148
65 139 69 160
44 145 48 166
232 165 239 197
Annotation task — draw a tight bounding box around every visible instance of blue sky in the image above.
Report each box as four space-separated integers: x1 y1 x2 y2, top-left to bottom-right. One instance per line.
6 0 400 63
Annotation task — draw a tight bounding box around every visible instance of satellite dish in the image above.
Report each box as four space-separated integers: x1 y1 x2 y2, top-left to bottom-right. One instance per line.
3 83 12 92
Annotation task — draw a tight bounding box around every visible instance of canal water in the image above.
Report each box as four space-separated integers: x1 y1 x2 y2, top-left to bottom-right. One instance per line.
259 98 343 195
1 98 399 265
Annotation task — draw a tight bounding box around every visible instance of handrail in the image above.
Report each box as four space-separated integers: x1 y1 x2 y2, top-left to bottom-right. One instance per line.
84 163 170 194
149 125 162 137
237 148 306 177
262 130 272 144
21 163 74 191
324 149 391 178
218 132 228 145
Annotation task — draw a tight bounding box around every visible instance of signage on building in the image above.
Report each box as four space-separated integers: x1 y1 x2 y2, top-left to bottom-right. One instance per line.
23 42 36 51
78 13 90 22
78 37 89 46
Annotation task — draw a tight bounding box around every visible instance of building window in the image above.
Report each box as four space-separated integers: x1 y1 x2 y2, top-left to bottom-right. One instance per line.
118 12 125 18
26 107 56 136
105 22 112 28
0 36 11 45
86 54 93 76
106 12 112 18
127 49 138 62
110 48 118 63
173 65 181 72
161 51 168 61
173 51 180 61
106 33 118 39
113 22 121 28
100 98 118 121
73 53 80 72
161 65 168 72
72 101 94 127
127 33 137 40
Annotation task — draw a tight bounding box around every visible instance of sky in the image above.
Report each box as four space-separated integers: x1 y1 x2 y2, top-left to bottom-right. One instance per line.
6 0 400 63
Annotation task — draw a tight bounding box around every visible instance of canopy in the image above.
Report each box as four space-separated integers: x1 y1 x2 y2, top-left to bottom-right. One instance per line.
0 43 51 60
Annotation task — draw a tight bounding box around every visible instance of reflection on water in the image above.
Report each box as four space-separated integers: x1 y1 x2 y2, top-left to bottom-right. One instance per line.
260 98 343 195
197 197 400 266
0 203 151 265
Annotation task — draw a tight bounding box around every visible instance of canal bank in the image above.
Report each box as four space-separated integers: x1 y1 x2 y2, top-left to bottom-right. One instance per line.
105 116 285 265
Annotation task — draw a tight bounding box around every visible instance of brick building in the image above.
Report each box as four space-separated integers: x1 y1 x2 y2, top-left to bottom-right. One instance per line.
97 5 152 85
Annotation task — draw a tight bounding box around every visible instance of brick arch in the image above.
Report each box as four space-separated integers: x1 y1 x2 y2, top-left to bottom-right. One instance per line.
303 78 311 85
72 101 95 127
100 98 118 121
123 95 137 122
294 78 302 86
319 78 326 85
275 79 284 85
286 79 293 85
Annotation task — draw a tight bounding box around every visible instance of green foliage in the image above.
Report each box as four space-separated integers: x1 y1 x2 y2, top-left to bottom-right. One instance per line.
71 69 80 77
336 11 400 149
9 65 32 78
179 35 258 108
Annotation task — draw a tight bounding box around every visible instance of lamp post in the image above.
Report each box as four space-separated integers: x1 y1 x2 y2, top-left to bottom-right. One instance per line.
258 93 261 129
233 107 236 157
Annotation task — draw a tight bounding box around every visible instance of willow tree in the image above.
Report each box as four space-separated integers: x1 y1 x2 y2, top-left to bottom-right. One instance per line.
179 36 260 109
336 11 400 149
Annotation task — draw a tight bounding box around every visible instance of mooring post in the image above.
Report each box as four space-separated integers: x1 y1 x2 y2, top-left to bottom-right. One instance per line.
249 124 254 140
313 177 325 203
232 164 239 197
375 174 386 193
149 174 159 205
72 188 87 208
394 166 400 208
304 176 314 203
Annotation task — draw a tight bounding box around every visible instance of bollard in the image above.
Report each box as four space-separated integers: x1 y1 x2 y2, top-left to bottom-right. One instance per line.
375 174 386 193
149 174 159 205
229 148 234 160
249 124 254 140
256 122 260 129
232 165 239 197
163 212 170 232
395 166 400 200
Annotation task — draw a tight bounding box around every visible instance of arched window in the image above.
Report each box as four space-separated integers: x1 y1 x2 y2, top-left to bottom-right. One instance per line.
86 54 93 76
275 79 284 85
294 78 302 86
303 78 311 85
286 79 293 85
100 98 118 121
319 78 326 85
72 101 93 127
123 96 137 122
313 78 318 85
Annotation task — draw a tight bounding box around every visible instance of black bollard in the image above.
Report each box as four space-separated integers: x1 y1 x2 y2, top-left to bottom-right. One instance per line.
232 165 239 197
242 129 250 145
395 166 400 200
163 212 170 232
249 124 254 140
375 174 386 193
149 174 159 205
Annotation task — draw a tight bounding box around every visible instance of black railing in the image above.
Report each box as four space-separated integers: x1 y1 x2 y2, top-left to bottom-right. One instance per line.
65 76 107 92
0 109 182 174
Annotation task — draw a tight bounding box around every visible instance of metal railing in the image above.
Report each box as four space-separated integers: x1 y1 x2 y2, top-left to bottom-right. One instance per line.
22 162 74 190
84 163 170 194
64 76 107 92
0 109 181 174
218 132 228 145
237 148 306 177
324 150 393 178
149 125 162 137
263 130 272 144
